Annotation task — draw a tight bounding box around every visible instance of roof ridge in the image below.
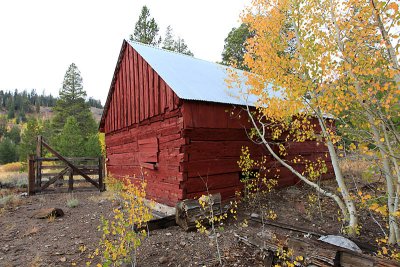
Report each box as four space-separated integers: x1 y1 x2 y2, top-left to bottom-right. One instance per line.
125 39 239 71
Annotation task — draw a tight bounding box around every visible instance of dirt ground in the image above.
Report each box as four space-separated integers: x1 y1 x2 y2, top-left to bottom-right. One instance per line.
0 181 387 267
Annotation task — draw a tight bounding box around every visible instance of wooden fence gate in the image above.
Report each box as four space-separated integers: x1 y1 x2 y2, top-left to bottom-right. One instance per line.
28 136 105 195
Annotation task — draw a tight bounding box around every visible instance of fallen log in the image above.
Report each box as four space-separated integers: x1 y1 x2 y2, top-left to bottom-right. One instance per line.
175 193 222 231
234 232 399 267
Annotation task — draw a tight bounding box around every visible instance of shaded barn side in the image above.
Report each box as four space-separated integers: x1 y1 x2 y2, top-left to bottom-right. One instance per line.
179 101 333 200
102 43 185 205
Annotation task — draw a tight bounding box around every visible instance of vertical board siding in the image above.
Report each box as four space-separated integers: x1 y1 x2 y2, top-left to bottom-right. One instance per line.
104 44 184 206
104 45 179 132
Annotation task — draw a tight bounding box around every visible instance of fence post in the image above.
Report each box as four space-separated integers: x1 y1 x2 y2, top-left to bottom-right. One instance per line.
98 157 104 192
28 155 36 196
68 168 74 192
36 135 43 190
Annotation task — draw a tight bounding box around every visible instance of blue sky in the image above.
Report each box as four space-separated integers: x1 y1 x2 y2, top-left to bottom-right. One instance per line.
0 0 250 104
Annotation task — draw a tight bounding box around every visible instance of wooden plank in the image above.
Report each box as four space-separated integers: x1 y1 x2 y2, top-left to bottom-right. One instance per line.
166 84 174 110
286 141 329 154
138 53 144 122
40 167 69 190
180 158 242 177
28 155 35 195
154 73 159 115
160 79 166 112
183 128 249 141
143 61 149 119
184 173 241 193
124 47 131 126
149 68 154 117
41 141 100 189
134 50 140 124
128 46 135 125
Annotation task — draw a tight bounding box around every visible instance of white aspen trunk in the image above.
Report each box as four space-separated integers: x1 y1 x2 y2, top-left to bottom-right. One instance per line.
316 115 358 234
370 0 400 90
329 0 399 243
246 107 351 223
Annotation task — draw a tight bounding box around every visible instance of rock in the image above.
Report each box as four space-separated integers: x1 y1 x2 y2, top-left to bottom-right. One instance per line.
250 213 260 218
31 208 64 219
318 235 362 253
158 256 168 264
180 241 186 247
60 257 66 262
165 232 172 236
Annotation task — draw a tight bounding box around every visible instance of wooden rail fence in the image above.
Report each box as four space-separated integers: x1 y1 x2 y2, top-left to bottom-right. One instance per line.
28 136 105 195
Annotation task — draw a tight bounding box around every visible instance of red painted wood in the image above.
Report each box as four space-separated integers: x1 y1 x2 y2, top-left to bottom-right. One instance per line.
149 69 154 117
134 50 139 123
154 74 159 115
143 61 149 119
124 48 131 127
138 54 144 122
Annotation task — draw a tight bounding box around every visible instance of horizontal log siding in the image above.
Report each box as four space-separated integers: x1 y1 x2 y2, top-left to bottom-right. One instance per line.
106 115 185 206
181 101 333 200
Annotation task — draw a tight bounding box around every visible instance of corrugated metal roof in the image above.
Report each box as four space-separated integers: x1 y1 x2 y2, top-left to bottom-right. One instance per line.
127 40 261 106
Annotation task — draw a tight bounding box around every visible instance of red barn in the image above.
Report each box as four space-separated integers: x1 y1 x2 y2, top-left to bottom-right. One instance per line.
99 40 331 207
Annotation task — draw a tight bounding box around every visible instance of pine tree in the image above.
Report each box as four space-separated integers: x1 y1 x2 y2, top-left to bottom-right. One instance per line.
0 138 18 164
173 37 194 56
130 6 161 46
18 119 41 161
7 100 15 119
55 116 85 157
162 25 175 50
162 25 194 56
5 126 21 144
85 133 102 157
52 63 97 137
221 23 252 71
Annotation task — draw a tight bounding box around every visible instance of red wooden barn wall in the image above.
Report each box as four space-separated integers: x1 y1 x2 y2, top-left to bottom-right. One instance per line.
102 42 333 206
179 101 333 200
102 44 185 205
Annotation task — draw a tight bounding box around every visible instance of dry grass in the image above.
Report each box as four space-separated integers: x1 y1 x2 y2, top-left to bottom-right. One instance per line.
340 157 375 179
0 171 28 188
29 254 43 267
0 194 22 209
24 226 40 237
88 190 114 203
0 162 23 172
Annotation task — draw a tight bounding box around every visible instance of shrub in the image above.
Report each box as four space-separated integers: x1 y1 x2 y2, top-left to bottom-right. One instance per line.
66 196 79 208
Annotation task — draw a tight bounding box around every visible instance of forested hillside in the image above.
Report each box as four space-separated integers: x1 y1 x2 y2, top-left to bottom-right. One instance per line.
0 64 104 165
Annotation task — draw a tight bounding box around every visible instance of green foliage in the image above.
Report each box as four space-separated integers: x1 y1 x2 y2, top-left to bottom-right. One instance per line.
0 116 7 138
221 23 252 71
7 100 15 119
52 63 98 150
130 6 161 46
18 119 42 161
5 126 21 144
85 133 102 157
0 138 18 164
55 116 85 157
162 25 194 56
52 63 97 138
66 195 79 208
